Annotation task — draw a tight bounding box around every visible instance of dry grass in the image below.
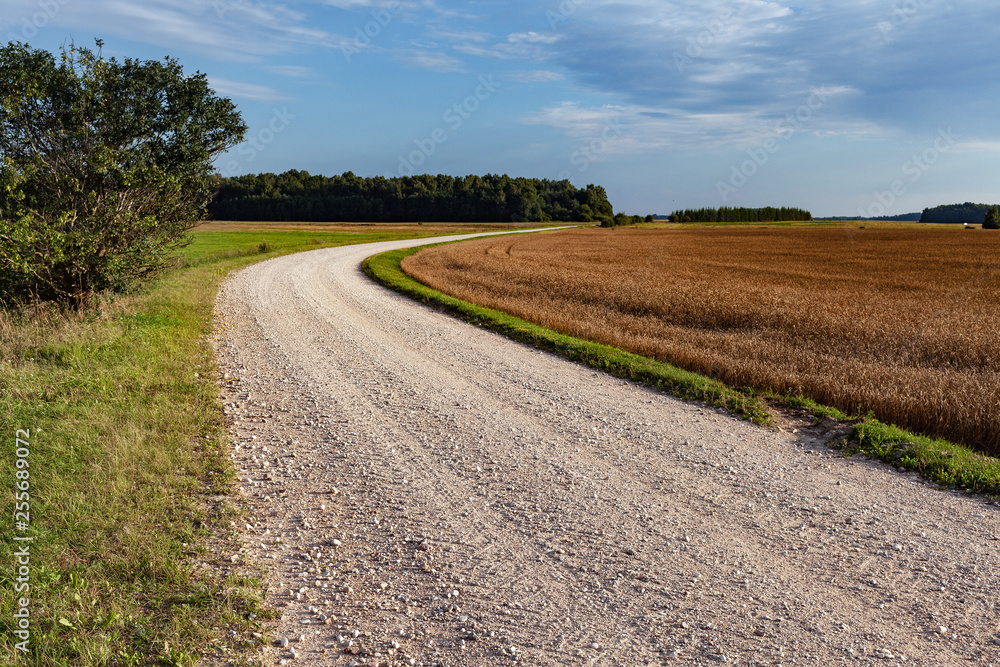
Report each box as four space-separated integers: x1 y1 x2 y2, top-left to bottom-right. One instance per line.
402 227 1000 455
1 225 460 665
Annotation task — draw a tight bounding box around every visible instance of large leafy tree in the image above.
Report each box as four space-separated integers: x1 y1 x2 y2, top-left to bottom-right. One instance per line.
984 205 1000 230
0 40 246 308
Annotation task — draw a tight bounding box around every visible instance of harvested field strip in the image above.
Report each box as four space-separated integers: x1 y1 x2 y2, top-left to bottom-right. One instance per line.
400 227 1000 456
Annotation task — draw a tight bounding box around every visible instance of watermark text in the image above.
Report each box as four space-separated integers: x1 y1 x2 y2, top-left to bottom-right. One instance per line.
5 0 72 42
12 429 32 653
341 2 404 63
219 107 296 177
878 0 931 43
856 127 958 218
717 86 832 202
557 116 624 179
388 75 500 177
673 6 738 73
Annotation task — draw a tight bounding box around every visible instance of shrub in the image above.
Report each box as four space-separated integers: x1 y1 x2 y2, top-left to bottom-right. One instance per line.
0 40 246 308
984 205 1000 230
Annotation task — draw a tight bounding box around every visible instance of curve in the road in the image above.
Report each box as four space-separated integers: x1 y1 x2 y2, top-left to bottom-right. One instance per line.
213 231 1000 667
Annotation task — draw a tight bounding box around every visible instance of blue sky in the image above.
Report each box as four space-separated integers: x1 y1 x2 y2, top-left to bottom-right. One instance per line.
4 0 999 216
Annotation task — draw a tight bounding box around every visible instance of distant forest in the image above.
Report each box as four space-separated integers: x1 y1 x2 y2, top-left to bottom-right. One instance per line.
920 203 998 224
666 207 812 223
207 171 615 223
826 212 921 222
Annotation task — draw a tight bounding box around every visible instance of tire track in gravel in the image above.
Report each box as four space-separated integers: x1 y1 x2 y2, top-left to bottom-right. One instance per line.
213 231 1000 667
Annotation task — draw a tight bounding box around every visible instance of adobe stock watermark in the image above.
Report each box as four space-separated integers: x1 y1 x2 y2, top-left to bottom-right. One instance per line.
5 0 71 42
545 0 586 29
877 0 930 43
557 116 624 180
388 75 500 178
673 6 739 74
341 1 404 63
218 107 296 177
213 0 249 21
12 429 33 653
856 127 958 218
717 86 832 202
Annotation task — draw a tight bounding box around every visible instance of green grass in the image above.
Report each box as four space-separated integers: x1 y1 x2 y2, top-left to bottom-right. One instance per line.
174 227 446 267
0 226 447 666
363 246 772 425
4 221 997 666
365 243 1000 500
845 420 1000 496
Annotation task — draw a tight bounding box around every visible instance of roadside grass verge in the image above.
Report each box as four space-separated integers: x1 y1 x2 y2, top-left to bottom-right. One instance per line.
846 420 1000 497
774 393 1000 496
0 263 264 667
365 244 1000 500
363 246 771 425
0 226 445 666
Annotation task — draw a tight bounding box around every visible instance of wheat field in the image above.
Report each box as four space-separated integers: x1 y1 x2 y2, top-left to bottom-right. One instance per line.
401 227 1000 455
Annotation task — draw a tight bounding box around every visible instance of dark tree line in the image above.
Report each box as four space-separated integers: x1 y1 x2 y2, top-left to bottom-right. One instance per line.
602 213 654 228
920 203 999 224
207 171 615 223
872 212 922 222
666 206 812 223
825 213 922 221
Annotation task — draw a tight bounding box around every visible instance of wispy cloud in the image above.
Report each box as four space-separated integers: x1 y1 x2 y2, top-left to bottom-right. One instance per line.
452 30 562 60
953 139 1000 154
508 70 565 83
395 49 465 72
321 0 402 7
524 91 881 153
423 28 492 45
531 0 1000 141
4 0 355 61
265 65 320 79
208 77 292 102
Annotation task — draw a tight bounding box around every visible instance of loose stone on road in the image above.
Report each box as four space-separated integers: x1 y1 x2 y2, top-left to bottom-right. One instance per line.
213 231 1000 666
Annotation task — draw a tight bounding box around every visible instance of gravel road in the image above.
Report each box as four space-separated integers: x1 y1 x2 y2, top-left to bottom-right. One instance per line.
213 231 1000 667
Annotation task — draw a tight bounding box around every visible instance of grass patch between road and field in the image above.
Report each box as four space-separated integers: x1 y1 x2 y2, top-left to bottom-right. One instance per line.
3 220 998 667
365 242 1000 500
0 224 476 666
846 420 1000 496
401 227 1000 453
363 245 772 426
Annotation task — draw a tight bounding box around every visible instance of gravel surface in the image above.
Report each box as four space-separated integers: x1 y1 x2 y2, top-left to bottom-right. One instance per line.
213 232 1000 667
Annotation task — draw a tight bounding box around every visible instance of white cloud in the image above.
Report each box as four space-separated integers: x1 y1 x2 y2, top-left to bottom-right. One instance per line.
453 30 562 60
508 70 565 83
396 49 465 72
208 77 292 102
321 0 390 7
265 65 319 79
507 31 560 45
3 0 354 61
321 0 475 19
523 96 883 154
953 139 1000 154
423 28 491 44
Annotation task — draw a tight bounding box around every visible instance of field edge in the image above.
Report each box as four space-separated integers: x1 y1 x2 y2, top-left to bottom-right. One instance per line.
363 245 771 424
364 243 1000 501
